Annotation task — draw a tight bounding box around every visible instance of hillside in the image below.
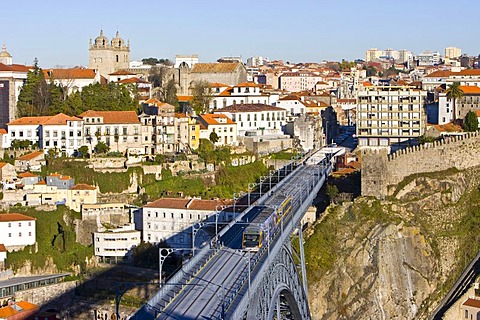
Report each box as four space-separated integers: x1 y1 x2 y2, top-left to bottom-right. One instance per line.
305 166 480 319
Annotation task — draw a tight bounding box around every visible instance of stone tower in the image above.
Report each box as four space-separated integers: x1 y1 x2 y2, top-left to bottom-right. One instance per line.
89 30 130 77
0 44 13 65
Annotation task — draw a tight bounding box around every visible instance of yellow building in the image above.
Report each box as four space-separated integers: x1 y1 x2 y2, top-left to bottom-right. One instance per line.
67 184 98 212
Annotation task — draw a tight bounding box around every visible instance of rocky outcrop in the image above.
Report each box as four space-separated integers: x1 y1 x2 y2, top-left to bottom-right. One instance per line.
307 167 480 319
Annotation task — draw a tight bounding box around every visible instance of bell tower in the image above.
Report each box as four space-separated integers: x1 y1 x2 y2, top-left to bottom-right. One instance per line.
89 30 130 77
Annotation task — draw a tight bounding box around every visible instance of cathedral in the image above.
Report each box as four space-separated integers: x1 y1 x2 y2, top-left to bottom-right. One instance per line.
89 30 130 78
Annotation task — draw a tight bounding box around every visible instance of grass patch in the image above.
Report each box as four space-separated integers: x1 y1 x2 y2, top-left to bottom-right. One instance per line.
4 205 93 273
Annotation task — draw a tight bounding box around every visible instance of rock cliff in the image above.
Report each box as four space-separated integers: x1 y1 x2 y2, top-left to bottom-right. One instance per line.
306 166 480 319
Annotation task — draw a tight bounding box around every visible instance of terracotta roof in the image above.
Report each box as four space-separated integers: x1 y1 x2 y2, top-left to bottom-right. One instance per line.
109 70 136 76
362 81 373 87
17 151 44 161
279 94 301 101
35 180 46 185
235 82 262 88
18 172 39 178
177 95 193 102
118 77 148 84
210 82 229 88
0 62 31 73
458 69 480 76
303 100 329 108
8 113 80 126
145 98 161 104
191 63 241 73
70 184 96 190
216 103 285 113
78 110 140 124
44 68 96 79
459 85 480 94
337 99 357 103
430 122 463 132
463 298 480 308
218 88 233 97
0 244 6 252
425 70 452 78
0 301 39 317
145 197 231 211
0 162 8 169
0 129 7 134
0 213 35 222
198 114 236 125
475 110 480 117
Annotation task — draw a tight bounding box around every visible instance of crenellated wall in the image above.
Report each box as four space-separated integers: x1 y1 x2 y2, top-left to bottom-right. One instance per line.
362 132 480 198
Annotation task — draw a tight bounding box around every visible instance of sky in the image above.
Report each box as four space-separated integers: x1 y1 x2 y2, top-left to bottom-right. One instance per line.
1 0 479 68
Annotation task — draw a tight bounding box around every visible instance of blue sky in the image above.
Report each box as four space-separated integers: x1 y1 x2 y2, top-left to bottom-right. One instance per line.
1 0 479 68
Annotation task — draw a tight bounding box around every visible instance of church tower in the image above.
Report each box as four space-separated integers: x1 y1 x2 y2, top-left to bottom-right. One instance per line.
0 44 13 65
89 30 130 77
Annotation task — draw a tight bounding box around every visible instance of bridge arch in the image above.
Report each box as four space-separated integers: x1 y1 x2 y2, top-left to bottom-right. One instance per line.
246 244 310 320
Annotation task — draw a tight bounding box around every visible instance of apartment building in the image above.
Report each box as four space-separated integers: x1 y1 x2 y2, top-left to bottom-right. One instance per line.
0 213 36 251
196 114 238 146
438 85 480 124
6 113 83 156
214 103 286 136
357 86 427 147
142 197 230 246
279 71 324 92
94 223 141 263
79 110 141 154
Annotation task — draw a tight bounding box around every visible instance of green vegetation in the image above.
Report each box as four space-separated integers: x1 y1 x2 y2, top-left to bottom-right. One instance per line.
418 134 436 145
144 160 268 199
268 150 296 160
17 59 138 117
5 206 92 273
464 110 478 132
446 82 464 122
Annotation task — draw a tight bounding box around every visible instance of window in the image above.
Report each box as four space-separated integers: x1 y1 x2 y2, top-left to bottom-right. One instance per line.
8 233 11 238
28 232 31 236
8 223 10 228
19 232 22 237
18 222 21 227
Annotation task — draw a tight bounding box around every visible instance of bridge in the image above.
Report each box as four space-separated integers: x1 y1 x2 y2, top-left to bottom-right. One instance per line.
130 149 335 320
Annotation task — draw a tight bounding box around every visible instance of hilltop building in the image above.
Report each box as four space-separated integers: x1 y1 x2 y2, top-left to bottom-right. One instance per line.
89 30 130 78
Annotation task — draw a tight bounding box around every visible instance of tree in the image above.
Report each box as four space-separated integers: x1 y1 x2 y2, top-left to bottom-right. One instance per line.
148 65 167 88
190 80 213 115
446 82 464 122
142 57 160 66
326 183 339 204
77 146 90 158
17 58 51 117
464 110 479 132
94 141 110 154
209 131 219 144
158 79 179 108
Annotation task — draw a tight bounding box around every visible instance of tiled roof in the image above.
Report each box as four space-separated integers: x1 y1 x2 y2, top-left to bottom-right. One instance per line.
0 213 35 222
44 68 96 79
0 62 31 72
425 70 452 78
362 81 373 86
430 122 462 132
235 82 262 88
17 151 44 161
145 197 231 211
459 85 480 94
18 172 40 178
177 95 193 102
303 100 328 108
337 99 357 103
191 63 240 73
0 129 7 135
7 113 80 126
0 162 8 169
476 110 480 117
70 184 96 190
109 70 136 76
42 113 82 125
463 298 480 308
198 114 236 125
0 244 6 252
218 103 285 113
78 110 140 124
279 94 301 101
458 69 480 76
0 301 39 317
218 88 233 97
210 82 229 88
118 77 148 84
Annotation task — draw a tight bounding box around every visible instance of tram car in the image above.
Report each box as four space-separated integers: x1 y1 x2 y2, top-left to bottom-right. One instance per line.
242 195 292 251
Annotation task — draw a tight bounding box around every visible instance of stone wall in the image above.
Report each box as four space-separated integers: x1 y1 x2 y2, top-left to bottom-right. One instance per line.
14 281 76 307
362 132 480 198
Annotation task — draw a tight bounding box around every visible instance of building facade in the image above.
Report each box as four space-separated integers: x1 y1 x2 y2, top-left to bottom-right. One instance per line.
0 213 36 250
89 30 130 78
196 114 238 146
94 223 141 263
357 86 427 147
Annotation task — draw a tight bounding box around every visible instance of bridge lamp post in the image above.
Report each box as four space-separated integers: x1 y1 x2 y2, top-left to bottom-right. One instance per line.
247 183 257 207
215 204 226 243
192 221 223 256
158 247 184 286
269 169 276 190
259 176 267 196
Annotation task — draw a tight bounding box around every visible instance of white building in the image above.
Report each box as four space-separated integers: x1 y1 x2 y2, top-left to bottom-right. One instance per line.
0 213 36 251
210 82 279 111
44 68 100 95
94 223 141 263
357 85 427 147
416 50 441 66
279 71 324 92
142 197 230 246
196 114 238 146
444 46 461 59
276 94 307 117
7 113 83 156
214 103 287 136
78 110 142 154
